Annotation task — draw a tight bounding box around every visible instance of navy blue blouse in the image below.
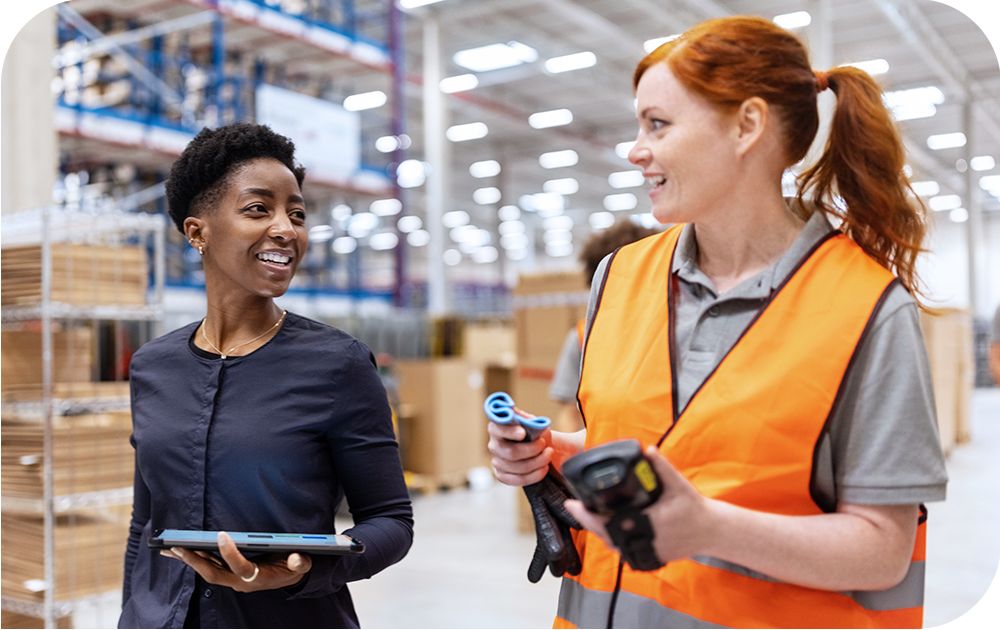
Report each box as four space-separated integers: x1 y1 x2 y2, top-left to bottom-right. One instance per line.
119 312 413 628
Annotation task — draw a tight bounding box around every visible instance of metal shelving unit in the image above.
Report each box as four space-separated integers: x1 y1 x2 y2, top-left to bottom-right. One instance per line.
0 205 165 628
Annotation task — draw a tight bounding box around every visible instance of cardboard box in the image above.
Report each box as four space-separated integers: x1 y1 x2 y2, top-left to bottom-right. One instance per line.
1 328 93 391
395 359 487 478
513 271 588 371
1 612 72 628
1 243 148 307
920 309 974 455
463 322 516 368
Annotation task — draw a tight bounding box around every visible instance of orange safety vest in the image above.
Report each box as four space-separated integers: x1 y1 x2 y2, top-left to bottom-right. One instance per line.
556 225 927 629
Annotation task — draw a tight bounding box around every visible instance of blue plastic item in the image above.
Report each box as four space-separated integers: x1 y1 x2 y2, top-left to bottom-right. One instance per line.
484 391 551 442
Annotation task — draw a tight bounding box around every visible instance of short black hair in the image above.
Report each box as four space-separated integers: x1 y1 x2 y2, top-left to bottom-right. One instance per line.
165 123 306 233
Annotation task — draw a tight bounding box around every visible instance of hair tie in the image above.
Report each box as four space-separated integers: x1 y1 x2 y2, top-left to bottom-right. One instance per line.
814 70 830 93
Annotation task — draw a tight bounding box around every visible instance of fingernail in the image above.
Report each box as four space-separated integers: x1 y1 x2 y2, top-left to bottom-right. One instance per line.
159 550 173 558
173 547 185 557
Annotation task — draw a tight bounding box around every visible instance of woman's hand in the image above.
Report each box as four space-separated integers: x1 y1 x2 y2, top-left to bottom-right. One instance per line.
564 446 715 564
487 416 585 486
160 531 312 593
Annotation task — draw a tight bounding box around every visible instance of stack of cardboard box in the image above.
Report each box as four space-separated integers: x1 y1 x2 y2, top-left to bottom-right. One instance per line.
920 308 974 455
1 244 147 307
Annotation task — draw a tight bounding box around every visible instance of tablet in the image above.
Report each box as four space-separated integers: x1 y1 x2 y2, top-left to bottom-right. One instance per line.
148 529 364 555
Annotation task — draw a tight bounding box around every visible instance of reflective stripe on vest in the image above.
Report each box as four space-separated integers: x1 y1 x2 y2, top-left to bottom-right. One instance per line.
558 224 926 628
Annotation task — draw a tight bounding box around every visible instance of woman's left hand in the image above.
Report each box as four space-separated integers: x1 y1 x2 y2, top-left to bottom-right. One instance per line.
564 446 717 565
160 531 312 592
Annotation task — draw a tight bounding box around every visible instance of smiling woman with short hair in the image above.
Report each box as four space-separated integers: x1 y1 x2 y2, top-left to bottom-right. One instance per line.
119 123 413 629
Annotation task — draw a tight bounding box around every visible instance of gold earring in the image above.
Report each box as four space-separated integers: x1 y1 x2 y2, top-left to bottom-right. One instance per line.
198 245 204 256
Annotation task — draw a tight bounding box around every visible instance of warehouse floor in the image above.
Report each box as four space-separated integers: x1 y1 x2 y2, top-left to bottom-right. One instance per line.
82 389 1000 628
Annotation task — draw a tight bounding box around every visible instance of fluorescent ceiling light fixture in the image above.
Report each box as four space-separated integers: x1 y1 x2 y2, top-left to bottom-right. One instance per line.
927 132 967 150
399 0 445 9
979 175 1000 191
331 203 353 221
615 141 636 159
446 122 488 142
442 209 470 228
508 248 527 261
539 149 578 169
397 215 423 233
544 230 572 247
949 208 969 223
407 229 430 247
453 41 538 73
308 225 335 242
440 73 479 93
396 160 427 189
349 212 378 231
910 180 940 197
632 213 659 229
903 165 913 178
543 178 579 195
473 246 499 264
773 11 811 29
883 86 945 108
971 155 995 171
450 225 477 243
608 170 645 189
546 241 574 257
604 193 638 211
498 205 520 221
370 232 399 251
443 249 462 265
499 220 525 236
529 108 573 129
370 198 403 216
520 192 564 213
842 58 889 75
332 236 357 254
589 211 615 229
375 134 410 153
470 160 501 178
929 194 962 211
544 215 574 231
544 51 596 74
643 34 680 53
473 186 502 205
343 90 386 111
892 103 936 121
500 233 528 250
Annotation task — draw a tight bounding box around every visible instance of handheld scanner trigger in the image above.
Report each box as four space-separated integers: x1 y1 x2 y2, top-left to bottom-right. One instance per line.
484 391 551 442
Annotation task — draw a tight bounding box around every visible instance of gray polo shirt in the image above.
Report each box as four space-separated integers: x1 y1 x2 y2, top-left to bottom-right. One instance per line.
581 211 947 508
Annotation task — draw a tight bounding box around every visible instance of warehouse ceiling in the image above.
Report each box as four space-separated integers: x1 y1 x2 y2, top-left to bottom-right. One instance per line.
56 0 1000 282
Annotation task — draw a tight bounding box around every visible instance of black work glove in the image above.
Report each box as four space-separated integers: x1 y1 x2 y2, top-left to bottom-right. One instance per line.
524 471 582 583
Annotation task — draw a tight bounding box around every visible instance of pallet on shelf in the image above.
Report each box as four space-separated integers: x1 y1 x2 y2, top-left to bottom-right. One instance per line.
1 244 147 307
1 328 93 392
1 381 131 404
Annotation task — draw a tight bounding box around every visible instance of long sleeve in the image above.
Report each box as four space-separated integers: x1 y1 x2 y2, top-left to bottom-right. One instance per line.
122 436 150 603
288 341 413 599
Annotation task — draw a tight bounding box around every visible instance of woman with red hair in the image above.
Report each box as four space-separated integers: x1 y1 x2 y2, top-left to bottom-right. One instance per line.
488 15 946 628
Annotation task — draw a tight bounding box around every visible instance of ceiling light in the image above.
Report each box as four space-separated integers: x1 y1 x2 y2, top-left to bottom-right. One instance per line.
615 141 635 159
370 232 399 250
544 229 572 246
949 208 969 223
544 215 574 231
910 180 940 197
370 198 402 216
499 220 525 235
604 193 638 211
375 135 399 153
442 210 470 228
349 212 379 233
544 51 596 74
539 149 578 169
500 233 528 250
470 160 501 178
453 41 538 73
440 73 478 93
450 225 477 242
892 103 937 121
608 170 644 189
446 122 488 142
343 90 386 111
773 11 811 29
443 249 462 265
979 175 1000 192
589 211 615 229
529 108 573 129
473 187 502 205
498 205 520 221
332 236 357 254
632 213 659 228
546 242 574 257
331 203 353 222
308 225 335 243
643 34 680 53
927 132 967 150
971 155 996 171
396 160 427 188
407 229 430 247
520 192 564 213
929 194 962 211
842 58 889 75
473 246 499 264
397 215 423 233
543 178 579 195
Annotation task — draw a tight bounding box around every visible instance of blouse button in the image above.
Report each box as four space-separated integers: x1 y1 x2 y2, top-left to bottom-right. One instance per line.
708 306 720 317
204 588 214 598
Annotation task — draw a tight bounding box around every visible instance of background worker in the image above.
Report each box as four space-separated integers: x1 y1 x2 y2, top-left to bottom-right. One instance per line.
489 15 947 629
549 220 660 429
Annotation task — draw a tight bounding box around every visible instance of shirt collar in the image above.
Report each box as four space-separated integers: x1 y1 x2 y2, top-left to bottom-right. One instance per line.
670 209 836 295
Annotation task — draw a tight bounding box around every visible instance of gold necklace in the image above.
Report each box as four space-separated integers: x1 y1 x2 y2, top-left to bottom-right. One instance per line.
201 310 287 359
